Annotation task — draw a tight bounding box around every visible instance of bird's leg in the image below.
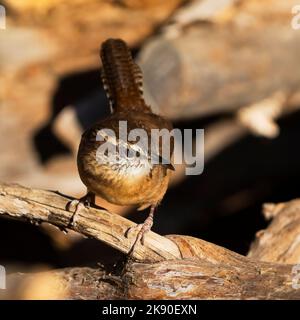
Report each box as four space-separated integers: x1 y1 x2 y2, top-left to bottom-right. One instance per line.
66 191 95 226
126 205 156 256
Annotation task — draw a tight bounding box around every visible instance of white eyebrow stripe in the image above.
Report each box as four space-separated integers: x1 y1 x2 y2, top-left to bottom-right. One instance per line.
97 129 150 160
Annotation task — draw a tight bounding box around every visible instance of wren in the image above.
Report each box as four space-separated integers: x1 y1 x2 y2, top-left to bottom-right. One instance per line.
70 39 174 254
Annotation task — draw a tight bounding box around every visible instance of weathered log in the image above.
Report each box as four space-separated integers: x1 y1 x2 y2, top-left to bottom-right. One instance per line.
248 200 300 264
2 257 300 300
0 183 181 262
139 0 300 119
0 182 300 299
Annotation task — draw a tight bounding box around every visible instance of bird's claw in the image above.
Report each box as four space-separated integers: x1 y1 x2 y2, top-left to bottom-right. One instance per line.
125 224 146 244
66 199 87 227
66 199 79 212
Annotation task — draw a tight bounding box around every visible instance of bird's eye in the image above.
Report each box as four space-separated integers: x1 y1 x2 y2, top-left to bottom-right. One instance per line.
136 151 141 157
104 149 109 156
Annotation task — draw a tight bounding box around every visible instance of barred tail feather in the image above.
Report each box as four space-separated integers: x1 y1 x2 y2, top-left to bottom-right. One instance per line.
100 39 151 113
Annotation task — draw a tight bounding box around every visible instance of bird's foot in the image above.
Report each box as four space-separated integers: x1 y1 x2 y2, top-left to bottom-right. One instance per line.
125 223 147 245
126 205 156 256
66 192 95 226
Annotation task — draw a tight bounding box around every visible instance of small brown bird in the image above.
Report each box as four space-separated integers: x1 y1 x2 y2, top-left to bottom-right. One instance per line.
70 39 174 253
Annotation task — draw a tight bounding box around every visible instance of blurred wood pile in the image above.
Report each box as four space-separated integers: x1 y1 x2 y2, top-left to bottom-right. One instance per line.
1 0 299 195
0 0 182 194
140 0 300 120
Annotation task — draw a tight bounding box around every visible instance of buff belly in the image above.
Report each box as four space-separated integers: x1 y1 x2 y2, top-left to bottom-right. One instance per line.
78 161 170 208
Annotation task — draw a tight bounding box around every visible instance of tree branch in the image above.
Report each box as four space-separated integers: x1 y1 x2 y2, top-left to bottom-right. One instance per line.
0 182 181 262
248 200 300 264
0 182 300 299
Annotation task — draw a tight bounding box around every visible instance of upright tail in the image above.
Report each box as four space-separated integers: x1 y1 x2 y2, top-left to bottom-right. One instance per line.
100 38 151 113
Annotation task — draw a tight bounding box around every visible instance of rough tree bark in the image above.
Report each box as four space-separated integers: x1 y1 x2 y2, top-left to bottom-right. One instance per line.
248 200 300 264
0 182 299 299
